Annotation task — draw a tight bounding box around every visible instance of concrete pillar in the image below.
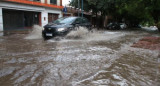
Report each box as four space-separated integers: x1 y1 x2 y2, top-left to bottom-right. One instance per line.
0 8 3 36
41 0 45 3
47 0 50 4
57 0 60 6
59 12 63 18
41 11 48 27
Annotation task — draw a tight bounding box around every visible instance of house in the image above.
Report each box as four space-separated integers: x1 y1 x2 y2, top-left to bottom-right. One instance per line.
0 0 63 35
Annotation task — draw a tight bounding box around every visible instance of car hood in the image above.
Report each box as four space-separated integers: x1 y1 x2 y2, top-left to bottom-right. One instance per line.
44 23 70 28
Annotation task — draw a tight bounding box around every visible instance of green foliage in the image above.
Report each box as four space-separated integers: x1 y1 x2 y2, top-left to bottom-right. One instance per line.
70 0 160 27
157 22 160 28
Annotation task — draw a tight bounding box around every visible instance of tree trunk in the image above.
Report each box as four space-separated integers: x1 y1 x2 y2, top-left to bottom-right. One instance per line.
156 22 160 32
158 28 160 32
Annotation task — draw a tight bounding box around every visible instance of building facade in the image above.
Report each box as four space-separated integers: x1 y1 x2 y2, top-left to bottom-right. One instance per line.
0 0 63 35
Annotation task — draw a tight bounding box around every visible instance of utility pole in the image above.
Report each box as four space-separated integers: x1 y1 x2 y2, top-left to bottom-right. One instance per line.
78 0 80 17
82 0 83 17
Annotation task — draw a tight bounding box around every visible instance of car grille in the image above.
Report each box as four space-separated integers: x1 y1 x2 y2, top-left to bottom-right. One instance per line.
45 27 56 33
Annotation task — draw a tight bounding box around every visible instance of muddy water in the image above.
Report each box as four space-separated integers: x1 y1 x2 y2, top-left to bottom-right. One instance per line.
0 27 160 86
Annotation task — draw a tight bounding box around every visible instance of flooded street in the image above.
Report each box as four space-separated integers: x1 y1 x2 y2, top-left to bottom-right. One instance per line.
0 28 160 86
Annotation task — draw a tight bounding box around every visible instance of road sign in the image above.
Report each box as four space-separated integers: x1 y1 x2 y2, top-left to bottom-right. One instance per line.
63 6 67 13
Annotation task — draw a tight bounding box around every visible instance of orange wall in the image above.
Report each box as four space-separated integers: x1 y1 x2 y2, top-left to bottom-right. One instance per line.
5 0 63 9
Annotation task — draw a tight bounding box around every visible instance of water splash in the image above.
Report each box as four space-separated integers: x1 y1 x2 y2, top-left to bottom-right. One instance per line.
66 27 89 39
65 27 123 42
24 26 123 42
25 25 43 39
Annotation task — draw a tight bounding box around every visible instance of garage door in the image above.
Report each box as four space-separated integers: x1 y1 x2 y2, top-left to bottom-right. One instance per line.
48 13 59 23
3 9 40 30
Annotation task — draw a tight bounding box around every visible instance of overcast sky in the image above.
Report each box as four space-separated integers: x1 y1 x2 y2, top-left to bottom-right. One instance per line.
62 0 71 6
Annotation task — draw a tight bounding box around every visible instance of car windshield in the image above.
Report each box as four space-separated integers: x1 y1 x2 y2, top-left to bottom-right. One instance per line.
53 17 76 24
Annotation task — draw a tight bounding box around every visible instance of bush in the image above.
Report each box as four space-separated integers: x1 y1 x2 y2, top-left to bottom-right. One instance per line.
157 22 160 28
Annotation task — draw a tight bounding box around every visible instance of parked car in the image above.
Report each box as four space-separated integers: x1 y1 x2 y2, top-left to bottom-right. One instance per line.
42 17 91 39
106 22 127 30
120 23 127 29
106 22 121 30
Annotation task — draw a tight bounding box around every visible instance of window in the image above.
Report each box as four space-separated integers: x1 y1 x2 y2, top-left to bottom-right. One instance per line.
50 0 57 5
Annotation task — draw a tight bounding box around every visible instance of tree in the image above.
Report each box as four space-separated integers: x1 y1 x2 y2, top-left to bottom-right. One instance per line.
70 0 160 30
150 0 160 31
70 0 103 27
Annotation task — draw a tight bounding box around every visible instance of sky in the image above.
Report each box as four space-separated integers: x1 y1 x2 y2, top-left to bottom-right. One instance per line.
62 0 71 6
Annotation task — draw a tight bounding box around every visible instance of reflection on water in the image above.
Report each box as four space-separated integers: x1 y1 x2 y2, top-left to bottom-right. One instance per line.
0 27 159 86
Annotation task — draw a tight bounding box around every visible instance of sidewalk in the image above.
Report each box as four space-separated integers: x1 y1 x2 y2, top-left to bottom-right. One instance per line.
3 29 32 36
131 37 160 50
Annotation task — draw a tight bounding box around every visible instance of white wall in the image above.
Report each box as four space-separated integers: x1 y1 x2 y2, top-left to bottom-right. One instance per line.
0 2 45 12
47 0 50 4
0 2 62 28
57 0 60 6
41 9 62 26
41 11 48 27
41 0 45 3
59 12 63 18
0 8 3 32
46 8 62 17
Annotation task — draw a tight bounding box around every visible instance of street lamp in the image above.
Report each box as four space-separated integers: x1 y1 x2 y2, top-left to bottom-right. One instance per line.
82 0 83 17
77 0 83 17
78 0 80 16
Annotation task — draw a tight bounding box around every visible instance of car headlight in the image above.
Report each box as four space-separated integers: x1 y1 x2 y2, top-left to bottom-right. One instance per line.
57 28 66 32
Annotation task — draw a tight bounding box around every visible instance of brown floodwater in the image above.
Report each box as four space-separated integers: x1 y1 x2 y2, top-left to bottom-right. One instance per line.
0 26 160 86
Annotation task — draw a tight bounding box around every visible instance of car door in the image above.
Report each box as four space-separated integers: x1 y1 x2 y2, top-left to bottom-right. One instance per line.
73 18 83 29
81 17 91 28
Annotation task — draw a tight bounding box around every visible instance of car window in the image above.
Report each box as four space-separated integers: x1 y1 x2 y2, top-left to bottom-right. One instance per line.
82 18 89 23
53 17 76 24
74 18 82 24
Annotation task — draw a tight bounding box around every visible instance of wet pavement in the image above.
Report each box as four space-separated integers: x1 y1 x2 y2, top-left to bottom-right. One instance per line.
0 27 160 86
